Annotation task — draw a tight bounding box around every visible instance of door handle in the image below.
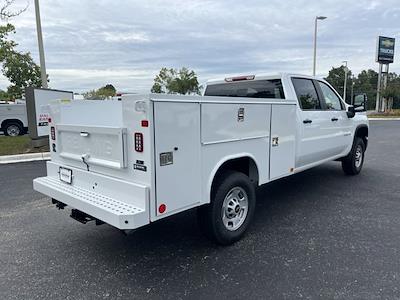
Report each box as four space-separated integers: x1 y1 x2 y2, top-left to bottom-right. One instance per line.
303 119 312 124
331 117 338 122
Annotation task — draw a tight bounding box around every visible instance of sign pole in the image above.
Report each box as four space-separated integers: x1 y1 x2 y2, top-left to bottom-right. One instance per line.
375 63 382 112
381 64 389 112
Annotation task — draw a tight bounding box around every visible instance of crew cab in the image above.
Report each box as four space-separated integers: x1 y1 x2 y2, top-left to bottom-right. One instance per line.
33 73 368 245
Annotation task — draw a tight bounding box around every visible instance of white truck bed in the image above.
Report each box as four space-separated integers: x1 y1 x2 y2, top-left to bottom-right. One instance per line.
33 93 297 229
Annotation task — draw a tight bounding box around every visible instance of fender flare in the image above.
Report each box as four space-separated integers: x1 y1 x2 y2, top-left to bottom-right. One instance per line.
206 153 260 204
354 124 369 150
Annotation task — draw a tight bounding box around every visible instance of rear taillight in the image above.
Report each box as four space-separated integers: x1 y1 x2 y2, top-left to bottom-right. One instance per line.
51 126 56 140
135 132 143 152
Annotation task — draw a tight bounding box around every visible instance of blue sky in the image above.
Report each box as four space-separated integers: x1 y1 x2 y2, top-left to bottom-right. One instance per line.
3 0 400 93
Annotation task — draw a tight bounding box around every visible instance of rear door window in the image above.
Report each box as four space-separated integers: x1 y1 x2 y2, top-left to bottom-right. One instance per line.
292 78 321 110
204 79 285 99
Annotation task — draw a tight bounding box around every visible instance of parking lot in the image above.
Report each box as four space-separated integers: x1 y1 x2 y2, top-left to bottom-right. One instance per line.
0 120 399 299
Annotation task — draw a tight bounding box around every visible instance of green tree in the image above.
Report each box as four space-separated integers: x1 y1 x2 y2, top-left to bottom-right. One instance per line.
151 67 200 95
0 23 43 99
325 66 353 103
354 69 378 110
0 89 8 100
83 84 117 100
381 84 398 111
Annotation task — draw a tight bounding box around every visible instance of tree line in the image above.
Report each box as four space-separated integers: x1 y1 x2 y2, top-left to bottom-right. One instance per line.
325 66 400 111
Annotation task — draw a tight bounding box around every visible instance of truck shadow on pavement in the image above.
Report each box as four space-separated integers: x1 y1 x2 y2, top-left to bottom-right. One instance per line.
68 161 365 262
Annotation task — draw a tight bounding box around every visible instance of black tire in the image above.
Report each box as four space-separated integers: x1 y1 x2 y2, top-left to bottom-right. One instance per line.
197 170 256 245
3 122 22 137
342 137 365 175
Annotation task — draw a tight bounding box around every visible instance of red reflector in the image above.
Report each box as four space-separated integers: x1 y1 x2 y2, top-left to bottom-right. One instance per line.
141 120 149 127
134 132 143 152
48 117 52 123
50 126 56 140
158 204 166 214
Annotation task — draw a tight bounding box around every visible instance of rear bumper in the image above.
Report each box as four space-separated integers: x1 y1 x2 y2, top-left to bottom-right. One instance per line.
33 162 149 230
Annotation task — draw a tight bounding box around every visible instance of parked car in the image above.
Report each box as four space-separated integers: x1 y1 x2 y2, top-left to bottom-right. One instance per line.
0 102 28 136
33 73 368 244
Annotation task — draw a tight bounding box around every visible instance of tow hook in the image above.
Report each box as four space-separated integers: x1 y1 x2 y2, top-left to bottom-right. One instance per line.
52 198 67 210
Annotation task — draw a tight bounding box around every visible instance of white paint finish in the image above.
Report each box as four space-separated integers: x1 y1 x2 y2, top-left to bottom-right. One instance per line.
201 103 270 144
46 161 148 210
295 110 331 167
269 105 297 180
150 93 296 105
153 101 202 216
0 103 28 127
33 176 148 230
32 73 370 232
57 125 127 169
34 161 150 229
201 138 270 206
52 100 123 127
329 110 354 154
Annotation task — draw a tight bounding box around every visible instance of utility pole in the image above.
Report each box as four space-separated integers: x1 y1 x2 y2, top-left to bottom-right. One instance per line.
312 16 327 76
342 61 348 102
34 0 48 88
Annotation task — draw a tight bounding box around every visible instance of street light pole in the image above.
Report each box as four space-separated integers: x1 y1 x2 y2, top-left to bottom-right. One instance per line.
342 61 348 102
34 0 48 88
313 16 327 76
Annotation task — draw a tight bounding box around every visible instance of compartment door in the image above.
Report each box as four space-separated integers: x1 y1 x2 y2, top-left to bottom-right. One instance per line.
154 102 201 216
57 124 127 170
269 105 296 180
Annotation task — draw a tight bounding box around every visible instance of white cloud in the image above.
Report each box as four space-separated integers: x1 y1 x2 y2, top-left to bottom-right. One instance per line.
102 32 150 43
0 0 398 93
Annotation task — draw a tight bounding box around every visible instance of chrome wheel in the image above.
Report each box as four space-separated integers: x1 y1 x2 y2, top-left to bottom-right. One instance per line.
6 124 20 136
355 145 363 168
221 186 248 231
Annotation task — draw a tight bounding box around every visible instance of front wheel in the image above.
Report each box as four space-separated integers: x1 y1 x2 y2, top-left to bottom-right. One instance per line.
197 171 256 245
342 137 365 175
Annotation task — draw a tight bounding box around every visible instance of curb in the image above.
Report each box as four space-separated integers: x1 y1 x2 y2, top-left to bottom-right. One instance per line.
0 152 50 164
368 118 400 121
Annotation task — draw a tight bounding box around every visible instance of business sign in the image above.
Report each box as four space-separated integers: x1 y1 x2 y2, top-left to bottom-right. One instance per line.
26 87 73 139
376 36 395 64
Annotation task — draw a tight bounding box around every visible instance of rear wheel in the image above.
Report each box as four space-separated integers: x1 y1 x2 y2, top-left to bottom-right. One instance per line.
342 137 365 175
4 122 22 137
197 170 256 245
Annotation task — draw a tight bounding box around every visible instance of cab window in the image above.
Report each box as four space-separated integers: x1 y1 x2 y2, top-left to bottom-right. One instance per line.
292 78 321 110
318 81 343 110
204 79 285 99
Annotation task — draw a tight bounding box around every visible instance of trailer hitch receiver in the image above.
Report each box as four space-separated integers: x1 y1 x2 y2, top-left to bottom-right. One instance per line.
70 209 104 225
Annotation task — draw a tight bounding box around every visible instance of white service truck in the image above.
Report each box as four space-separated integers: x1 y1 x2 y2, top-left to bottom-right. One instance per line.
0 102 28 136
33 73 369 245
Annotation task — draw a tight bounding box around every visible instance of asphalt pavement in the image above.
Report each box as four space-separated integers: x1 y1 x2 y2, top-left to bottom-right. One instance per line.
1 121 400 299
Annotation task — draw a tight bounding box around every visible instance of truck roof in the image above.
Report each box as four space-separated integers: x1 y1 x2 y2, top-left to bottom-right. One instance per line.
206 73 321 85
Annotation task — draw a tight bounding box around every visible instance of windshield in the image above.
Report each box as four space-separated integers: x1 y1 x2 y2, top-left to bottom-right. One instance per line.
204 79 285 99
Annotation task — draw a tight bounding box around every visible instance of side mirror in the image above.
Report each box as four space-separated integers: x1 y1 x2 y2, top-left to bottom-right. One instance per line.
347 105 355 118
353 93 367 112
